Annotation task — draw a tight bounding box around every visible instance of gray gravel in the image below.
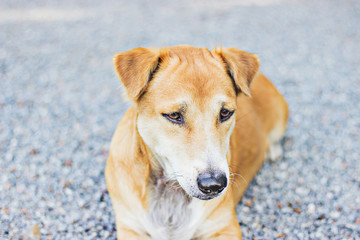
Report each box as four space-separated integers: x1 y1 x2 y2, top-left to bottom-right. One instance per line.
1 0 360 239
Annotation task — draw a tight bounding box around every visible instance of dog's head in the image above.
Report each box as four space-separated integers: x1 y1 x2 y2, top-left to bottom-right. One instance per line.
113 45 259 200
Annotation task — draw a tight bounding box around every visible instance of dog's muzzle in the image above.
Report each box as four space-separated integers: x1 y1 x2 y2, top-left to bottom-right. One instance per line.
197 171 227 196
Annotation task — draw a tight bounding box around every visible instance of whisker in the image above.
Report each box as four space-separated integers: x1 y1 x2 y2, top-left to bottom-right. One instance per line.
230 178 242 189
229 171 248 185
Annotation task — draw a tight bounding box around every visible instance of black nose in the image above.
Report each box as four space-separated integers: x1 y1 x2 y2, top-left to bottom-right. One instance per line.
197 171 227 195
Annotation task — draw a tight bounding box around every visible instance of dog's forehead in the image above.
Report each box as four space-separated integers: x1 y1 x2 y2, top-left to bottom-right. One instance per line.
166 46 222 69
147 46 236 103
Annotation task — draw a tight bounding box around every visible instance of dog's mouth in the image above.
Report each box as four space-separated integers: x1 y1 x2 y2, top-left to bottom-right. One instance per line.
193 192 225 201
177 185 225 201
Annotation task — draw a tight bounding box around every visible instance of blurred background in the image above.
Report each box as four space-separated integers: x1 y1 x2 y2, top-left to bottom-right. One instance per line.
1 0 359 239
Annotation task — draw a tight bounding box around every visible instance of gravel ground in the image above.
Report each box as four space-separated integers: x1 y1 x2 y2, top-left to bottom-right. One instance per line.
1 0 360 239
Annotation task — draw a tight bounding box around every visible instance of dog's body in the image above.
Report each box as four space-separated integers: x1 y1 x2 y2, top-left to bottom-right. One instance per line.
106 46 288 239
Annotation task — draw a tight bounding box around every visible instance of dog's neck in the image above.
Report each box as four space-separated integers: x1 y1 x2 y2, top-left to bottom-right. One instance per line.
148 157 191 200
145 165 196 240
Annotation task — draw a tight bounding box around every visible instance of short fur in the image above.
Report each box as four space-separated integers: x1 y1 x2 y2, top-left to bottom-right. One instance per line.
106 45 288 239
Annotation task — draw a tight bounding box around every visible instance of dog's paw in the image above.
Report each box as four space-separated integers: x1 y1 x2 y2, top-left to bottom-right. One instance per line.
268 142 283 162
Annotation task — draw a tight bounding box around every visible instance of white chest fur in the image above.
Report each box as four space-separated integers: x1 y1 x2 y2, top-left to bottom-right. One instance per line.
141 178 205 240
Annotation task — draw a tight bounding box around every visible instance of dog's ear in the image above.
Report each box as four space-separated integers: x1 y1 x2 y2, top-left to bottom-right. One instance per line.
113 47 161 101
212 47 259 97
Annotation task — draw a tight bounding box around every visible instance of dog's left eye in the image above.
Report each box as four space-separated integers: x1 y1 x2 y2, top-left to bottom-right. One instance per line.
162 112 184 124
220 108 234 122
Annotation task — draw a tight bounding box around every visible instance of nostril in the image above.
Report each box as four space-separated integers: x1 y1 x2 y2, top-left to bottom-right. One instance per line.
215 172 227 191
197 171 227 195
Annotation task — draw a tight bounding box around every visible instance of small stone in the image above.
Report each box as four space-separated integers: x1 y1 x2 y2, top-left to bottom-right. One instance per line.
99 190 106 202
30 148 40 155
242 206 250 213
316 215 326 220
330 211 340 219
293 208 301 214
63 160 72 167
32 224 41 240
296 187 309 196
102 230 110 238
3 207 9 215
320 177 328 185
58 223 66 232
307 203 316 213
99 202 106 209
331 226 338 234
277 232 286 238
255 204 263 212
65 188 73 195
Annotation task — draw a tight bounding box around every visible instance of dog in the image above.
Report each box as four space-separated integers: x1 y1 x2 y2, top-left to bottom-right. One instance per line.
105 45 288 239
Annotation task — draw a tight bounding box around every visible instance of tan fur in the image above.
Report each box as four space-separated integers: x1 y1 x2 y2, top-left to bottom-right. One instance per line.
106 45 288 239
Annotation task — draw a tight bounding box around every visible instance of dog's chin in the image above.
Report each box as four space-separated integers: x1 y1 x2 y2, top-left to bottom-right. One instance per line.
193 194 219 201
186 189 226 201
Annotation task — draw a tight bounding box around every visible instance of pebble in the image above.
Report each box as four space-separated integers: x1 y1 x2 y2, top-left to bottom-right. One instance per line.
31 224 41 240
296 187 310 196
307 203 316 213
330 211 340 219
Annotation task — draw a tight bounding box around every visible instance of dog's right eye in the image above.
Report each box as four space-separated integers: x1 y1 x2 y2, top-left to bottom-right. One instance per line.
162 112 184 124
219 108 234 122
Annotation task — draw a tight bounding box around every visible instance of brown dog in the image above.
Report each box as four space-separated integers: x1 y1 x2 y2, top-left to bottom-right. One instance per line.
105 45 288 239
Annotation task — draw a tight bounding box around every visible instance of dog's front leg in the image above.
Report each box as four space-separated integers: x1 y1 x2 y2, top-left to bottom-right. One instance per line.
198 199 242 240
206 220 242 240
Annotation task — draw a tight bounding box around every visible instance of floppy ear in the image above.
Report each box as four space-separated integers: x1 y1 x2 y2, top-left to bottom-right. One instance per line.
212 47 259 97
113 47 161 101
